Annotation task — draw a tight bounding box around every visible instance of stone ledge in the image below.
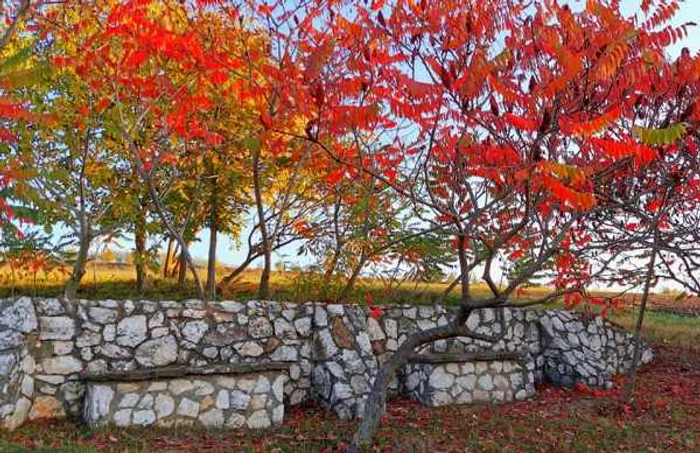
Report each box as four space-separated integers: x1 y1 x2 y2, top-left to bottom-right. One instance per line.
407 351 526 364
81 362 291 382
83 371 286 429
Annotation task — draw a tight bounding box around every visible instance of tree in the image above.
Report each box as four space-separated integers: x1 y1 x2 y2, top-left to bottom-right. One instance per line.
7 46 133 298
229 0 697 448
0 0 42 249
47 0 264 298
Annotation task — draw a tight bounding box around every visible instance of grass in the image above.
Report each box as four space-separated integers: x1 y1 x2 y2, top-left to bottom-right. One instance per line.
0 262 542 305
612 309 700 350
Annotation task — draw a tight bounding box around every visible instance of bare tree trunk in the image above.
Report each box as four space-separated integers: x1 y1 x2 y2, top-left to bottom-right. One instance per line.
342 253 367 298
169 243 181 278
351 318 473 451
350 232 486 450
64 230 90 300
622 240 658 403
456 235 470 302
163 237 173 279
323 195 344 285
126 138 204 298
134 198 147 293
437 273 462 300
252 148 271 299
177 244 188 286
322 246 343 284
206 206 218 300
219 254 256 290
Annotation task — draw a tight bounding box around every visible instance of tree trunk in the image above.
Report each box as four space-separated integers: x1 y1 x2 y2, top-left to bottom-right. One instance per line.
177 244 188 286
163 237 173 279
342 253 367 298
322 246 342 285
323 195 344 285
456 235 470 302
622 241 658 403
350 234 488 450
64 231 91 300
219 253 255 289
206 210 218 300
252 148 271 299
351 319 472 451
129 140 204 298
437 273 462 300
134 199 147 293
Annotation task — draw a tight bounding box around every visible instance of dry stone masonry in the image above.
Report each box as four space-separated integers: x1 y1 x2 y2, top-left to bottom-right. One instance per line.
405 352 535 407
0 297 652 430
83 365 286 429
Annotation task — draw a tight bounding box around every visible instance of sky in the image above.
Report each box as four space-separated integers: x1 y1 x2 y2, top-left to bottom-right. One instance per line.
73 1 700 281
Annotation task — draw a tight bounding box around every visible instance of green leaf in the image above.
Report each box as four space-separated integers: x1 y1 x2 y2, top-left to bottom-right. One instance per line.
632 123 687 146
243 137 262 152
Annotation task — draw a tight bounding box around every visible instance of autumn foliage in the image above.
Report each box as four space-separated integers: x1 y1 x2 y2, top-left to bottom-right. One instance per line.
1 0 700 447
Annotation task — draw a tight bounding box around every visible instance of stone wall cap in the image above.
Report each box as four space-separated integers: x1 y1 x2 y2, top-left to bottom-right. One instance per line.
407 350 527 364
81 362 291 382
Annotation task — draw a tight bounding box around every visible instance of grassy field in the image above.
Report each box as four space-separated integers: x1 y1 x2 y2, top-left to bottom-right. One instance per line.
0 262 544 306
1 263 699 451
4 262 699 311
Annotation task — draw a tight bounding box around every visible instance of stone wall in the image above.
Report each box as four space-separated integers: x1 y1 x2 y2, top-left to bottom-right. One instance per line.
83 370 285 429
404 355 536 406
0 297 652 430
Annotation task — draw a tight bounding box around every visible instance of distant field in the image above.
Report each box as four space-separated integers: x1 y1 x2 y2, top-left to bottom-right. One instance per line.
1 262 698 318
0 262 535 305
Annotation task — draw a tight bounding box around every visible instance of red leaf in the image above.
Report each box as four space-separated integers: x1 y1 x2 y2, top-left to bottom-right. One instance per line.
504 113 538 132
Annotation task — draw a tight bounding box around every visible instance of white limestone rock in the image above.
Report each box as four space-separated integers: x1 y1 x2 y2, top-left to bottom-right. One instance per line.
88 307 118 325
40 356 82 375
477 375 494 391
114 409 131 427
246 410 271 429
294 317 312 336
181 320 209 344
230 390 251 410
274 318 296 339
215 390 229 409
270 345 298 362
1 297 37 333
116 315 147 347
154 393 175 418
199 408 224 428
135 335 178 367
248 317 273 338
38 317 75 340
428 367 454 390
133 410 156 425
177 398 200 418
234 341 264 357
84 384 114 424
226 413 246 428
